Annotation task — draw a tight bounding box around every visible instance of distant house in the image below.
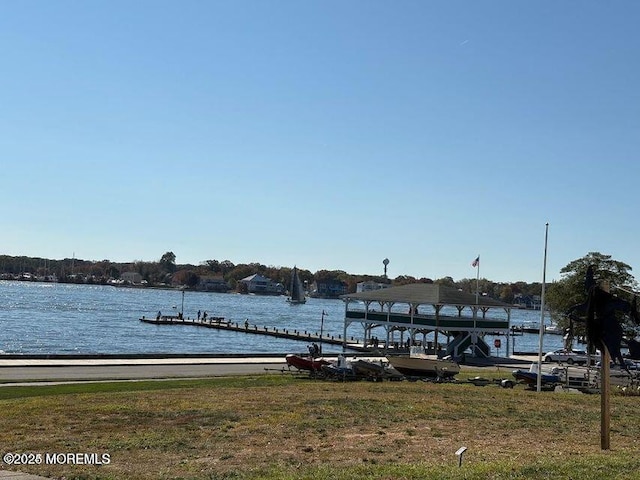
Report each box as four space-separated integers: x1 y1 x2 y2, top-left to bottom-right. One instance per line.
121 271 143 284
356 281 392 293
513 294 541 310
239 274 284 295
310 280 348 298
198 276 229 292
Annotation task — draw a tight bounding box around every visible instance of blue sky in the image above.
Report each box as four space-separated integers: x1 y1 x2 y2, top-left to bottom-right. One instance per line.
2 1 639 283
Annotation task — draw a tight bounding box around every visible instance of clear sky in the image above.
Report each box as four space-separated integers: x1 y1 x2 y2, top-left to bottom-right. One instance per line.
2 1 639 283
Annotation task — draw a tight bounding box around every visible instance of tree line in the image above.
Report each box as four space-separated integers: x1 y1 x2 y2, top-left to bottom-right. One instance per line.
0 252 545 301
545 252 639 340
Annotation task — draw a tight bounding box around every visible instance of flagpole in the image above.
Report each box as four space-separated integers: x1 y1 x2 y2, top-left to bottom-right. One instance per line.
536 223 549 393
475 255 480 305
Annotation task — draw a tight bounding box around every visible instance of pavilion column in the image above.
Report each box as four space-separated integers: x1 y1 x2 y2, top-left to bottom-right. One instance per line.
364 301 371 346
342 299 349 352
471 306 478 357
385 325 390 353
434 305 441 356
505 308 513 358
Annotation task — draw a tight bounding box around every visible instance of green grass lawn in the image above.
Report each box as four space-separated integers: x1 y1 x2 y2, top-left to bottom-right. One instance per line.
1 373 639 479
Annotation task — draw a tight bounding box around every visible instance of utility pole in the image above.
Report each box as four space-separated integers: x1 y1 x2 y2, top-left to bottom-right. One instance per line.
536 223 549 393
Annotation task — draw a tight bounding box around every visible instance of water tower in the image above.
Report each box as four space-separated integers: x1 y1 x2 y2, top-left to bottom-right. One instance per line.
383 258 389 279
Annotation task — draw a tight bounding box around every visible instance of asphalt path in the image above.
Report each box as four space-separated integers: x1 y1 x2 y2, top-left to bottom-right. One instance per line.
0 355 538 385
0 358 288 385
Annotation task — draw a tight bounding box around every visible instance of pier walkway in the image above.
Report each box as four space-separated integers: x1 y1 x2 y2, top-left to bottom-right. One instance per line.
139 315 371 352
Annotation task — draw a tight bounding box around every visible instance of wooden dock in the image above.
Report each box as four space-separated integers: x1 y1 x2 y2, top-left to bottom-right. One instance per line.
139 316 371 352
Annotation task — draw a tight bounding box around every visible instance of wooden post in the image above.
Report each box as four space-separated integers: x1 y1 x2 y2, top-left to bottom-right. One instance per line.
601 346 611 450
600 279 611 450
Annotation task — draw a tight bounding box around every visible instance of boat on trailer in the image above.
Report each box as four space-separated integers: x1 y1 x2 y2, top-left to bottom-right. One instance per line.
285 354 329 371
512 363 563 387
386 347 460 379
351 359 386 377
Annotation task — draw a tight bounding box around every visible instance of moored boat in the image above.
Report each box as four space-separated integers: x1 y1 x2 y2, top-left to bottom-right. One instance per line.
286 266 307 304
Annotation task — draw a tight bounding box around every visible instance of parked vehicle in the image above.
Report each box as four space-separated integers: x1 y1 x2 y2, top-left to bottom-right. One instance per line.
595 358 640 370
543 349 599 365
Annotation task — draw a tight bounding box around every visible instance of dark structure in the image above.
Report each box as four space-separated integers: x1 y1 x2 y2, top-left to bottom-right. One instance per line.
628 338 640 359
570 266 639 367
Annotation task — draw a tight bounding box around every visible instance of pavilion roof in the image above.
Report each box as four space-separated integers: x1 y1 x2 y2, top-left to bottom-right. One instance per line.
341 283 511 308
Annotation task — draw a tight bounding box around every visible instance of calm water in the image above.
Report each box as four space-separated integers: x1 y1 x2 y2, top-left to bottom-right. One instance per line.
0 281 563 355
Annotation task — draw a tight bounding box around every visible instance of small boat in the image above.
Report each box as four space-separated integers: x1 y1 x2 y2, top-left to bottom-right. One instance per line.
320 363 357 380
386 347 460 379
351 359 386 377
513 322 541 334
352 359 405 381
512 363 563 387
286 266 307 304
544 323 564 335
285 354 329 371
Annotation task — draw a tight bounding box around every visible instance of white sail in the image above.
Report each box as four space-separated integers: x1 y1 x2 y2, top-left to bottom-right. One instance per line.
287 266 306 304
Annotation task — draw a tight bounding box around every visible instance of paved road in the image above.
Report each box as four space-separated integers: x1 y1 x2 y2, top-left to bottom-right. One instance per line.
0 357 288 384
0 354 544 385
0 354 546 385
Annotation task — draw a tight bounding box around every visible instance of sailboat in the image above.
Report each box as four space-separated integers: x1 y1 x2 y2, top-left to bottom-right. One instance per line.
287 266 307 304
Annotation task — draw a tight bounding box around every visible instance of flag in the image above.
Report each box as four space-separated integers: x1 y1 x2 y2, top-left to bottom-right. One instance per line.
471 256 480 267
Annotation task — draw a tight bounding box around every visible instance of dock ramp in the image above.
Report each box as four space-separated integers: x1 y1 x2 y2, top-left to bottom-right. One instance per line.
446 332 491 358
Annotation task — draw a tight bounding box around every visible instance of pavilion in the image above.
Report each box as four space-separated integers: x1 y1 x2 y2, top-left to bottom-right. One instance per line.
341 283 513 358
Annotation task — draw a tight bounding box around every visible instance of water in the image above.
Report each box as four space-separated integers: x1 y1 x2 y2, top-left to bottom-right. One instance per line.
0 281 563 355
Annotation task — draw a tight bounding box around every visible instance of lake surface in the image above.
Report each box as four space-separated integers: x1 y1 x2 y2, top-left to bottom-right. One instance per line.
0 281 563 355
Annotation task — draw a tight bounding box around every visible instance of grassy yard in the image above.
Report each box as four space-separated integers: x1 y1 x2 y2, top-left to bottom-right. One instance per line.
0 373 639 480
